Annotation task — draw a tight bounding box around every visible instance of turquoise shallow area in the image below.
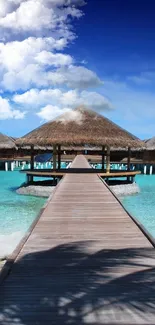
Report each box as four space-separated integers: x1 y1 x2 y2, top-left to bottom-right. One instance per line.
0 171 46 235
122 175 155 238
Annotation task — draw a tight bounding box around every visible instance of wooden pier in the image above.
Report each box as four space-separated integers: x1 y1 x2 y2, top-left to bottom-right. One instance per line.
0 155 155 324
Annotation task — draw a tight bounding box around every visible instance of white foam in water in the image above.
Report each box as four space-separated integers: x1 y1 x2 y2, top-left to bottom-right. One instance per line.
0 231 24 258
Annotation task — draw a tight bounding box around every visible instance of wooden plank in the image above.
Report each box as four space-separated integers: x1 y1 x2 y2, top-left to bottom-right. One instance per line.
0 155 155 325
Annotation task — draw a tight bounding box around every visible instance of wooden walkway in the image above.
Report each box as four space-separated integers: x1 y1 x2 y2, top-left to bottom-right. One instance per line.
0 155 155 325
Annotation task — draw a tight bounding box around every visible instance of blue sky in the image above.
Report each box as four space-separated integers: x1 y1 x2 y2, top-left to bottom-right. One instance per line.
0 0 155 139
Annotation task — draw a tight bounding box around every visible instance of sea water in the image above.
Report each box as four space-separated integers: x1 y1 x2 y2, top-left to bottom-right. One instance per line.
122 175 155 238
0 171 46 258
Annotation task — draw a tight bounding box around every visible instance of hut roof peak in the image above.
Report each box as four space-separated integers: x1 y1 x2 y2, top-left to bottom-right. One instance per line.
0 132 17 149
16 106 145 148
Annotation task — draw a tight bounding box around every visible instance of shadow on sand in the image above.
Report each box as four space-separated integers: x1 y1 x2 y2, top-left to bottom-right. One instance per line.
0 241 155 324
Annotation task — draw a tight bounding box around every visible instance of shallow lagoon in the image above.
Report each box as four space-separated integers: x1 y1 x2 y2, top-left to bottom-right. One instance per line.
122 175 155 238
0 171 46 257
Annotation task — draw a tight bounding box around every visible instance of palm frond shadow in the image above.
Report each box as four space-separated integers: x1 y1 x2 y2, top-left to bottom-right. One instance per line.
0 241 155 324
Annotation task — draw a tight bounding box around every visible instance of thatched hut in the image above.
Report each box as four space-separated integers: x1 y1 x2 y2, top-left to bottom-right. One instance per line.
0 133 17 159
143 137 155 163
16 107 144 172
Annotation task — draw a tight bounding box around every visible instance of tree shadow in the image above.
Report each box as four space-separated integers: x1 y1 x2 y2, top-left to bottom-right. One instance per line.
0 241 155 324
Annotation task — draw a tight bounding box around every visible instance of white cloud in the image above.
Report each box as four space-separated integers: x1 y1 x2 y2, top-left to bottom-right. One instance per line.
0 0 84 37
0 1 102 93
47 66 102 88
13 88 112 112
0 96 25 120
0 37 69 72
0 0 104 125
2 64 45 91
36 105 83 123
35 51 73 67
2 63 102 91
13 88 62 106
37 105 65 121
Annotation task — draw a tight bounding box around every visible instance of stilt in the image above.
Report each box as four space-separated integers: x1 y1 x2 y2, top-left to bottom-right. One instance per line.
101 146 105 171
5 162 8 171
58 145 61 170
30 145 34 182
127 147 131 182
150 165 153 175
127 147 131 171
106 146 110 174
11 162 14 171
53 145 57 171
144 165 147 175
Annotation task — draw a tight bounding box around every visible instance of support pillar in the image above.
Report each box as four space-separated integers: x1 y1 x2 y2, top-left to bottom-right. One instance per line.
58 145 61 170
53 145 57 170
5 162 8 171
101 146 105 171
144 165 147 174
106 146 110 173
127 147 131 171
11 162 14 171
127 147 131 182
30 145 34 183
150 165 153 175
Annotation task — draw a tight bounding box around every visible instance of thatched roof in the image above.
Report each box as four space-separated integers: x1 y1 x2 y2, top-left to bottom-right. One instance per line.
0 133 17 149
144 137 155 150
16 107 144 148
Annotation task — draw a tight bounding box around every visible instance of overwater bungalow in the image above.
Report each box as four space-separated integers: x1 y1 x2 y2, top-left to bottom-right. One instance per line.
0 133 18 171
16 106 145 182
140 137 155 174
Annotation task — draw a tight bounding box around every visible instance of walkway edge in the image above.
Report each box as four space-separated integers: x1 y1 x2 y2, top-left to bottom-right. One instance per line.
99 176 155 248
0 180 62 286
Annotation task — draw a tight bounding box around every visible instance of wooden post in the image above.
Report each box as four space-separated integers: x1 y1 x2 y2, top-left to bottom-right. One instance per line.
101 146 105 171
106 146 110 173
30 145 34 183
58 145 61 170
127 147 131 182
127 147 131 171
53 145 57 170
30 145 34 170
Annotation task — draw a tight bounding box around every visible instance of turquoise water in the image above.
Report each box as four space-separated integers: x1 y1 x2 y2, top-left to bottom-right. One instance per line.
0 171 45 234
0 171 46 257
122 175 155 238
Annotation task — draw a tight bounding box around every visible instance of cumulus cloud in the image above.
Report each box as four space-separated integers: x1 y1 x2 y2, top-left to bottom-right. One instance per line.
0 96 25 120
0 1 105 121
37 105 63 121
48 66 102 88
0 37 69 71
0 0 85 39
13 88 112 112
2 64 102 91
37 105 83 123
